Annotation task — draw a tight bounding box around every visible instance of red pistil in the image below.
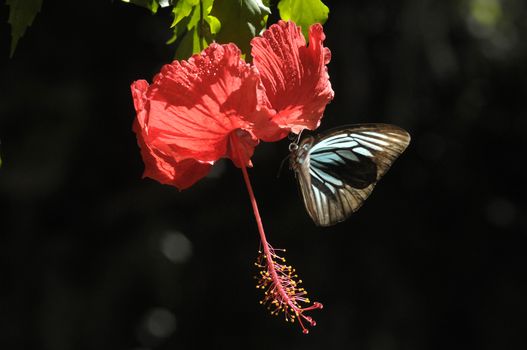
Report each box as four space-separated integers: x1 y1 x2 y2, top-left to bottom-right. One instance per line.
238 146 323 334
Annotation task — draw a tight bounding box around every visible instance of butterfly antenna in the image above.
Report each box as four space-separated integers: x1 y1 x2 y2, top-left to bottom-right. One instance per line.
288 130 304 144
276 154 290 178
278 130 305 178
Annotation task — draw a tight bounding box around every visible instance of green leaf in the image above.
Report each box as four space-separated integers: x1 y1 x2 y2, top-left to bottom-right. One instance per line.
205 14 221 35
277 0 329 39
166 19 187 44
170 0 199 27
174 26 202 60
120 0 159 13
170 0 218 59
186 0 202 29
6 0 43 57
211 0 270 56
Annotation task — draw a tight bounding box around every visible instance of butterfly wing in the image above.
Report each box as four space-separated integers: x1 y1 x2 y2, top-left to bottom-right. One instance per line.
295 124 411 226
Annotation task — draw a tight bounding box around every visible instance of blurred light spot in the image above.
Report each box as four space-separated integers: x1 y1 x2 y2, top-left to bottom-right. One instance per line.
470 0 502 27
486 197 517 228
160 231 193 263
466 0 517 58
144 307 177 339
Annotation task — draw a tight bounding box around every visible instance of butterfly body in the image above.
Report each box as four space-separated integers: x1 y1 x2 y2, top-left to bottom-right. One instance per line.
290 124 411 226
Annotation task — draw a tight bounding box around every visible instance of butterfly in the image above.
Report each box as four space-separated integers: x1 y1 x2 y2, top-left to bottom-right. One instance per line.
289 124 411 227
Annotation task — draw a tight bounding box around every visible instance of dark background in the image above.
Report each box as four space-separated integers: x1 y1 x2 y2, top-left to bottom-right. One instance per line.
1 0 526 349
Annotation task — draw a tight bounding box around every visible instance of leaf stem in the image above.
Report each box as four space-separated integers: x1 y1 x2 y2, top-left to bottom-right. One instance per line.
198 0 205 51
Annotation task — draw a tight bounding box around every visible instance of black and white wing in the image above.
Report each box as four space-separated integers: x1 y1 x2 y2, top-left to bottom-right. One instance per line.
295 124 410 226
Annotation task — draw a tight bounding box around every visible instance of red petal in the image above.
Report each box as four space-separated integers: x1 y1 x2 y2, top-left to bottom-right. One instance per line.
132 80 212 190
142 43 263 166
251 21 334 136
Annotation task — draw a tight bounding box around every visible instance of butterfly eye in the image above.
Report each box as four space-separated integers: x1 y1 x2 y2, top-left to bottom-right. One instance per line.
289 143 299 152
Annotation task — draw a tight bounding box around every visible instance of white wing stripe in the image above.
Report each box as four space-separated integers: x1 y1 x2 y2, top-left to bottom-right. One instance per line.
362 131 399 139
352 134 391 146
336 150 359 162
311 140 358 152
350 138 384 151
352 147 374 157
320 134 349 143
310 169 339 193
311 152 346 165
314 186 324 214
326 140 359 148
319 170 343 187
309 168 325 184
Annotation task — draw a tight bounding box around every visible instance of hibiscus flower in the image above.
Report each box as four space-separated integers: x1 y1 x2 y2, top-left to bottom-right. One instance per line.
131 20 333 333
132 21 333 188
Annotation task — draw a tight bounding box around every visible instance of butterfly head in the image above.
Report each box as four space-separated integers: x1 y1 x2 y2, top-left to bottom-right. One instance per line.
289 136 315 171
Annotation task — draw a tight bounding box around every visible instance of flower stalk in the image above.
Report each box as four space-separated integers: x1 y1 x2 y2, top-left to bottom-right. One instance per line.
239 156 323 334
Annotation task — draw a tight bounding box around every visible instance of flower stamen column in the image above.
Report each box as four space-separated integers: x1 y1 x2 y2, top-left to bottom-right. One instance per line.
238 156 323 334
